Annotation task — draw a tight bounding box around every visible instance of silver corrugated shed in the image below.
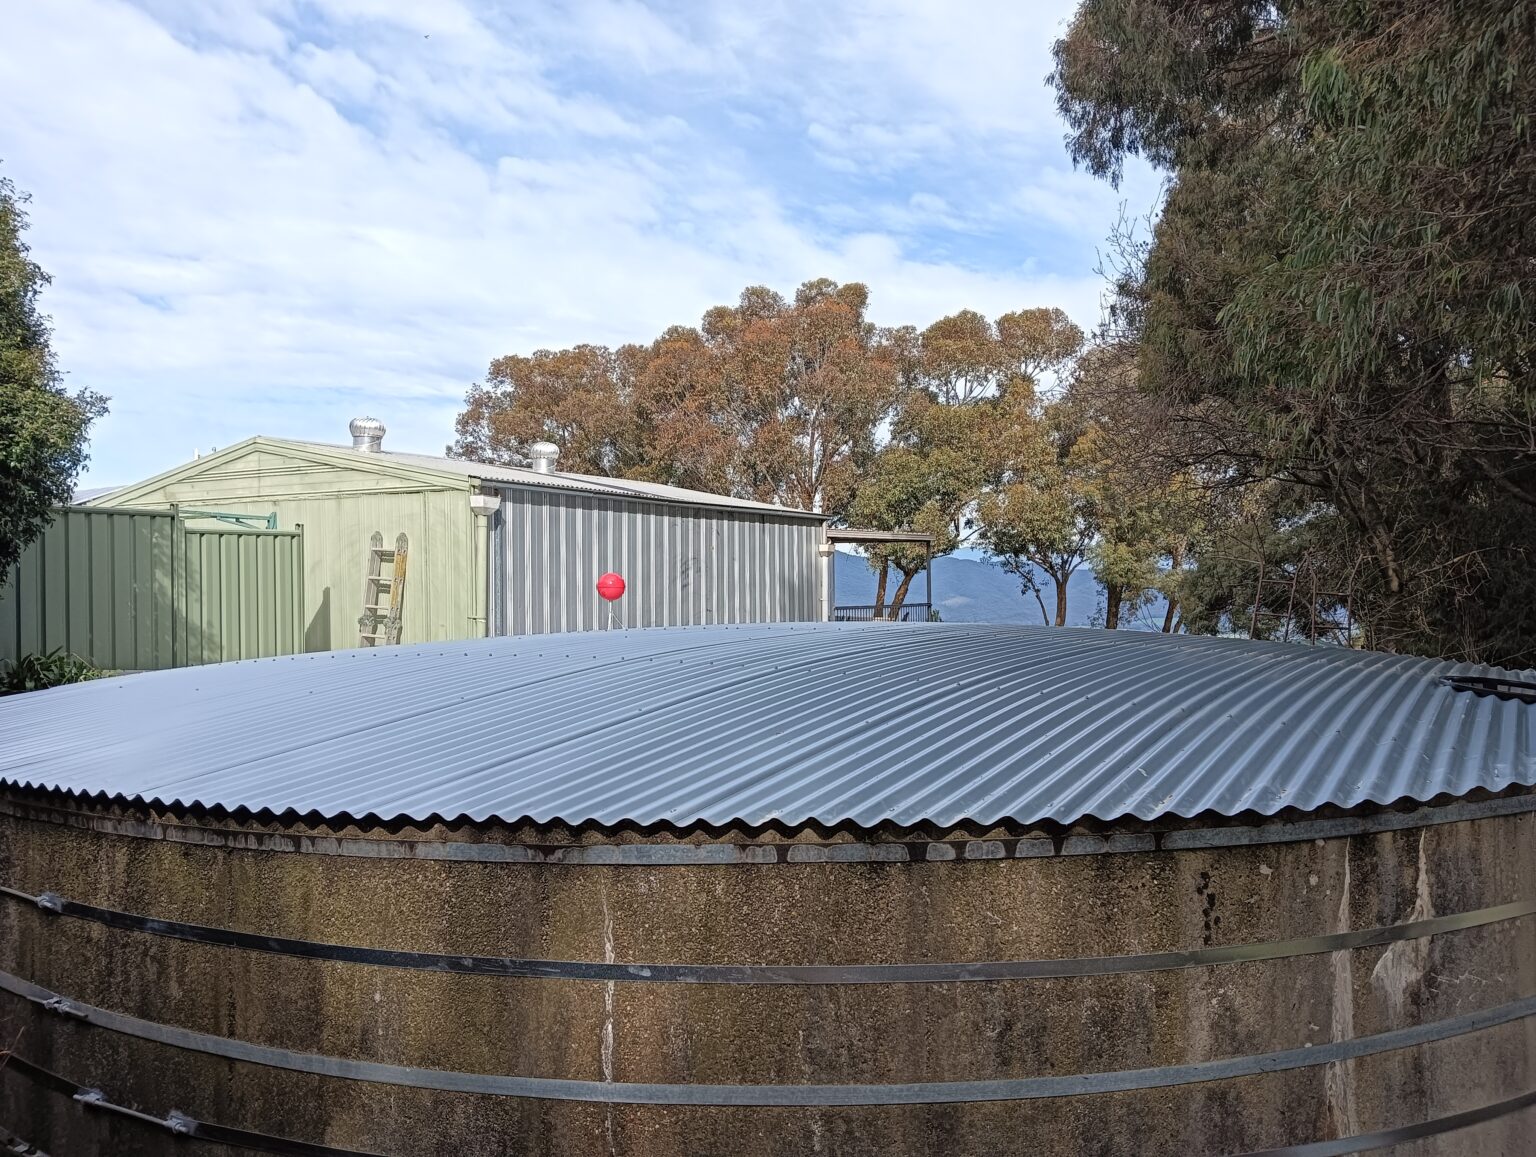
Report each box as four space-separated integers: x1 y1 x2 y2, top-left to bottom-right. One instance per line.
285 439 830 637
1 623 1532 829
492 492 823 634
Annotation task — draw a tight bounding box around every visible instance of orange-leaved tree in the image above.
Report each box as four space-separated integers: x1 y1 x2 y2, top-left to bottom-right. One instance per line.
451 279 904 520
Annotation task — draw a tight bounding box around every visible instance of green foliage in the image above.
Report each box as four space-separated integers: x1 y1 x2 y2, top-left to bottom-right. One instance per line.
1051 0 1536 664
979 341 1199 630
852 308 1084 615
1171 485 1353 643
976 399 1095 626
0 648 104 695
0 173 107 587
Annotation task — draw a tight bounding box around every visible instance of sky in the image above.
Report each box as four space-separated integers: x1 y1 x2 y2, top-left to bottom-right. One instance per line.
2 0 1157 487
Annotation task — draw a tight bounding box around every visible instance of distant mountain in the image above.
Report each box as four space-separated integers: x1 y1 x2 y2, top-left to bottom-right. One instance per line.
833 550 1171 629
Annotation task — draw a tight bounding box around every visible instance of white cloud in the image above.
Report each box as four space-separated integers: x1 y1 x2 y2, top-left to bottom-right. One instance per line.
292 45 383 105
806 0 1078 139
567 0 712 75
0 0 1146 485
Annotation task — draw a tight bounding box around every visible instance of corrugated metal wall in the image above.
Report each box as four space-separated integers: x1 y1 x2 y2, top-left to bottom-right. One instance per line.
0 506 304 671
179 526 305 665
491 488 823 634
0 507 180 670
253 488 475 651
107 445 478 650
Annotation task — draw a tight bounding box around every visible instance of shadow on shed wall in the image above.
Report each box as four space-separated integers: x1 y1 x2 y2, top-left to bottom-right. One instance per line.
305 587 332 652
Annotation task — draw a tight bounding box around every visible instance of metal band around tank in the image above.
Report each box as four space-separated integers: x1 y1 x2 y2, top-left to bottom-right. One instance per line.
0 1125 49 1157
3 967 1535 1106
4 884 1532 985
1235 1089 1536 1155
0 1051 384 1156
2 789 1535 866
4 1051 1534 1157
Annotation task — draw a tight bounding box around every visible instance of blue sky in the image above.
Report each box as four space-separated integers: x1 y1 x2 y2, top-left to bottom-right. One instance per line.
2 0 1157 486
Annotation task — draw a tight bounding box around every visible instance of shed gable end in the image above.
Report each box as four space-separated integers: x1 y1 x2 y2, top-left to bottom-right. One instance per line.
106 440 468 507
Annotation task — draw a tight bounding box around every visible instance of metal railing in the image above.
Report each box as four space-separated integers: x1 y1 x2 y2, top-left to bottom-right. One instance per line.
833 603 934 623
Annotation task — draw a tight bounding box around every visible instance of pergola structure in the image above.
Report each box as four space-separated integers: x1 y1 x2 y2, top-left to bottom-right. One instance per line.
822 528 934 621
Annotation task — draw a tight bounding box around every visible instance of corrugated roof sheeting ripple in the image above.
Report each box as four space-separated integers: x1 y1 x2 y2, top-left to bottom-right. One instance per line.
0 624 1532 830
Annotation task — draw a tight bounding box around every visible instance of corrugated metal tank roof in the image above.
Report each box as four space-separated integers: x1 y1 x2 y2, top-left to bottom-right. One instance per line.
1 624 1532 829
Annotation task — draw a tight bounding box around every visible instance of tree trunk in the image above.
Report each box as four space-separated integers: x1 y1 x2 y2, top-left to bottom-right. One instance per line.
889 569 918 618
1161 598 1179 633
1104 584 1123 630
1162 541 1184 632
1054 574 1069 627
1030 585 1051 625
1336 472 1403 595
1014 559 1051 624
874 562 889 613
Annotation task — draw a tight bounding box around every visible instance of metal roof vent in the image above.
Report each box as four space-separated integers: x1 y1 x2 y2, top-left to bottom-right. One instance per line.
528 441 560 474
349 417 386 453
1441 674 1536 704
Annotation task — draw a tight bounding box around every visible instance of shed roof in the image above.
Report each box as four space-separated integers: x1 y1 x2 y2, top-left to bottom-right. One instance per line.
349 445 822 518
97 436 824 520
2 624 1532 831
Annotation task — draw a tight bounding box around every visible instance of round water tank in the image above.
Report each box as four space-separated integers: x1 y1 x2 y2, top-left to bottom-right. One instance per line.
0 625 1532 1155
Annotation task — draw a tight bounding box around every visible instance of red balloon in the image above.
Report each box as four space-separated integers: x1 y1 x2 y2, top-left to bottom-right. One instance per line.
596 572 626 601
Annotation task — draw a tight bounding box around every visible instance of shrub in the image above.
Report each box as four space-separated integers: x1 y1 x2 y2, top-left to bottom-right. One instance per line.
0 648 104 695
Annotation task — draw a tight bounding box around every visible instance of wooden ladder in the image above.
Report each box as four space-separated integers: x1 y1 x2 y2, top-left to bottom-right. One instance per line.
358 531 409 646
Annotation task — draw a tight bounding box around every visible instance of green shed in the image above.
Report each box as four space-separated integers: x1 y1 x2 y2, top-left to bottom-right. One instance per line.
97 419 830 650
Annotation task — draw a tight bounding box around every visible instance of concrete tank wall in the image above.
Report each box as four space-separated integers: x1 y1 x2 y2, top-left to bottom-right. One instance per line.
1 793 1534 1156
